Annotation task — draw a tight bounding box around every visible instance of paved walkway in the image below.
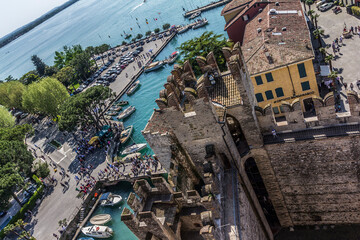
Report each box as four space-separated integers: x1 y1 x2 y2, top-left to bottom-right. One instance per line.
313 7 360 111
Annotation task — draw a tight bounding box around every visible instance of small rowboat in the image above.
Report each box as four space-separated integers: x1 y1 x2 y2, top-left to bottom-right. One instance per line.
105 111 118 116
81 225 113 238
117 106 136 120
116 100 129 106
110 106 122 111
126 80 141 95
90 214 112 225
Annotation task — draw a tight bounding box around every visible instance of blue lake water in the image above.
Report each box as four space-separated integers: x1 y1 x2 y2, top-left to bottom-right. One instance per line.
0 0 228 238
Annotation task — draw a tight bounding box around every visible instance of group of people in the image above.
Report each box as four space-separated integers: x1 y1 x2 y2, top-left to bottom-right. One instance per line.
130 154 160 177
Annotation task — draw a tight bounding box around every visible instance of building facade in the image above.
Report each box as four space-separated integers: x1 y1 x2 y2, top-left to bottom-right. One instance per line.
223 0 319 115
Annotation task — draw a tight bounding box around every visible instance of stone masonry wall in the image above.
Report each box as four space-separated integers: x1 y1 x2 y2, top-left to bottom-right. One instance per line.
265 135 360 225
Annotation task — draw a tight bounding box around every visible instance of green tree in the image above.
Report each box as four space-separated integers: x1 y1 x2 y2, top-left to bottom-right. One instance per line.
0 124 33 142
0 162 24 207
325 54 334 71
136 33 143 39
19 71 40 85
313 13 320 29
125 34 132 40
44 65 58 77
121 41 127 45
0 81 26 109
31 55 47 76
313 28 324 48
59 85 114 131
162 23 170 30
145 31 151 36
54 45 84 69
34 162 50 178
305 0 313 10
154 28 160 33
4 75 17 81
0 140 34 175
3 219 35 239
22 77 69 118
319 47 327 60
177 31 232 76
0 106 15 128
71 51 93 81
56 66 76 88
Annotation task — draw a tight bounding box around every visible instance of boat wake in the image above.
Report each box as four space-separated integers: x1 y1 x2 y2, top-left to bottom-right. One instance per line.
131 2 144 12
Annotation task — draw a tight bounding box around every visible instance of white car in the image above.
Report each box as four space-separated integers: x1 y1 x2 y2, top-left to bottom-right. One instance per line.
319 2 333 11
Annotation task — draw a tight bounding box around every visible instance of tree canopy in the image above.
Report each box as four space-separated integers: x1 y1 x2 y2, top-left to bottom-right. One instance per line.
22 77 69 118
59 85 115 132
163 23 170 30
177 31 232 76
0 124 33 142
0 106 15 128
56 66 76 87
54 45 84 69
31 55 47 76
19 71 40 85
0 81 25 109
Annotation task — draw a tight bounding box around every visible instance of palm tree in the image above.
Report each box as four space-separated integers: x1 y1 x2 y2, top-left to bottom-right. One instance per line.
328 71 338 90
325 54 334 71
306 0 314 10
301 0 307 11
313 28 325 48
319 47 327 60
313 13 320 29
3 220 35 240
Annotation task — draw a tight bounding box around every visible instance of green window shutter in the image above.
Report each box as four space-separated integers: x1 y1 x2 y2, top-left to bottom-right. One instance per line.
265 90 274 100
255 76 263 85
301 81 310 91
255 93 264 102
275 87 284 97
265 73 274 82
297 63 307 78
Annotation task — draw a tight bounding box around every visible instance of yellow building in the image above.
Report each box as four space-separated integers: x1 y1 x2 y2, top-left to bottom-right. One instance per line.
224 0 320 115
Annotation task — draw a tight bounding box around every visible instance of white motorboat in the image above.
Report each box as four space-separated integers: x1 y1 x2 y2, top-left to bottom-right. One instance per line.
90 214 112 225
81 225 113 238
189 11 201 19
167 51 179 65
120 125 134 144
126 80 141 95
192 18 208 29
121 143 147 155
117 106 136 120
178 26 189 34
100 192 123 206
144 61 164 72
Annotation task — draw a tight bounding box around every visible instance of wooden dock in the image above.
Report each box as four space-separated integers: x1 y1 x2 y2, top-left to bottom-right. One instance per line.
183 0 231 18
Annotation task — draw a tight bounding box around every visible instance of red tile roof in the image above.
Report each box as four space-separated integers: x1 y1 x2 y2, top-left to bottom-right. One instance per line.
241 1 314 75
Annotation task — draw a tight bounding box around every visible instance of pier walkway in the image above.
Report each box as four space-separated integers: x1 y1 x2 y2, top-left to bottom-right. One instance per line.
183 0 231 18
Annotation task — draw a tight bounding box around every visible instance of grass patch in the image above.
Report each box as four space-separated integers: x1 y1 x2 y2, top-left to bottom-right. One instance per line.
49 139 62 149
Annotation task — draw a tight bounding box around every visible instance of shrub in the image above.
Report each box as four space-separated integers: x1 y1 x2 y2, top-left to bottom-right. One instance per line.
136 33 143 39
154 28 160 33
145 31 151 36
351 6 360 15
162 23 170 30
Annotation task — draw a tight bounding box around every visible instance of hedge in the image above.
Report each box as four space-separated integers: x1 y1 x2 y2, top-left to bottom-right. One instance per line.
0 175 44 238
351 6 360 15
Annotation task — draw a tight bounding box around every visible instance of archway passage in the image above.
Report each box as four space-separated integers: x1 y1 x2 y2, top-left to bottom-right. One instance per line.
245 158 281 234
226 115 250 157
303 98 316 118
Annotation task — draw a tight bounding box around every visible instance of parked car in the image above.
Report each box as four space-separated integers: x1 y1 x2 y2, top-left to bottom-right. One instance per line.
146 39 150 43
136 46 143 52
135 42 141 47
131 44 135 49
319 2 333 11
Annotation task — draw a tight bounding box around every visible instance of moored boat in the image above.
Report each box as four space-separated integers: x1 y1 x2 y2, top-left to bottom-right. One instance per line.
90 214 112 225
120 125 133 144
189 11 201 19
192 18 208 29
100 192 123 206
105 110 119 116
167 51 179 65
144 61 164 73
126 80 141 95
81 225 113 238
110 106 122 111
78 237 95 240
177 26 189 34
121 143 147 155
116 100 129 106
117 106 136 120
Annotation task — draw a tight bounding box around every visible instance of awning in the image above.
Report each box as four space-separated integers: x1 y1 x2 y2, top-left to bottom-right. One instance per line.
88 136 99 145
320 65 331 77
100 192 110 200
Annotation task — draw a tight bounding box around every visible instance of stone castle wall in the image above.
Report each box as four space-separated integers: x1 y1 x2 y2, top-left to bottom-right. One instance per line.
265 135 360 225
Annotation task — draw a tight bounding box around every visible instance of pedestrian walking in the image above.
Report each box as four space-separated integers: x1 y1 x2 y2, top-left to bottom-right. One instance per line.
343 82 347 90
272 129 277 138
351 82 354 90
339 35 343 46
